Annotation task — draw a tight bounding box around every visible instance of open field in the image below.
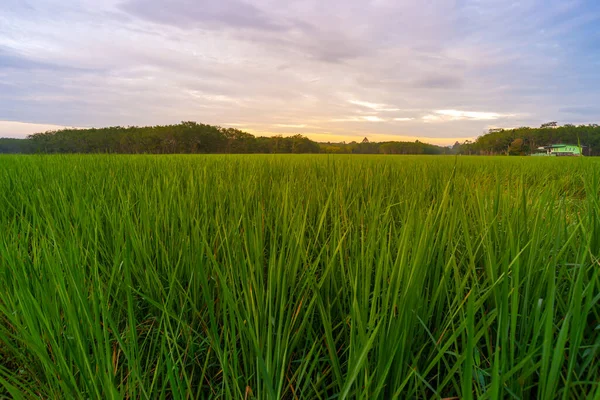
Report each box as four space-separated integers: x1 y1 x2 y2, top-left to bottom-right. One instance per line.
0 155 599 399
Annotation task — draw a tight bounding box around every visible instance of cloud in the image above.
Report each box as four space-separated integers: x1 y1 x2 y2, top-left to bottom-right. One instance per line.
0 49 49 70
0 120 84 139
297 31 371 63
273 124 308 128
422 110 509 123
0 47 98 73
120 0 285 32
348 100 400 112
185 90 242 104
332 116 386 122
362 116 385 122
558 106 600 116
1 0 599 141
119 0 370 63
410 75 464 89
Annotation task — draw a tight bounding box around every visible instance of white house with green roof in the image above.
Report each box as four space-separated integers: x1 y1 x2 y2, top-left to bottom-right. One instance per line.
532 144 584 156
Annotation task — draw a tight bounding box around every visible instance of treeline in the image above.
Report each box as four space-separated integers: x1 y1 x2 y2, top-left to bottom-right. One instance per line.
4 121 600 156
0 121 452 155
320 140 451 154
1 122 320 154
456 124 600 156
0 138 34 154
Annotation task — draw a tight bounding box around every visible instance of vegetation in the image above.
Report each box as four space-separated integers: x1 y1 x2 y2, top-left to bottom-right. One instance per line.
4 121 600 157
1 122 320 154
0 122 451 155
0 138 34 154
319 140 451 155
1 155 599 399
457 124 600 156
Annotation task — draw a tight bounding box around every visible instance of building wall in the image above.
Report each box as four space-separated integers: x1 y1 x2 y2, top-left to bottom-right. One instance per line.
532 145 583 156
550 145 582 155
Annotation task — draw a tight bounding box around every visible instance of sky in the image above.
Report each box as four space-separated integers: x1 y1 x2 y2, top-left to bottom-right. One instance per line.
1 0 599 144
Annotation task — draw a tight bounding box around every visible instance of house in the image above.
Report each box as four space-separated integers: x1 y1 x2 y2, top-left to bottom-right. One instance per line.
532 144 584 156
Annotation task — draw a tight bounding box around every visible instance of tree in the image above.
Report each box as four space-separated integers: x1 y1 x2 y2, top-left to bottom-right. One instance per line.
540 122 558 128
463 124 600 156
23 122 323 154
509 138 524 155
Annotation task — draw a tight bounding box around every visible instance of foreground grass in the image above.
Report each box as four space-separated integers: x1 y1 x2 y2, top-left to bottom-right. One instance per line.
0 155 599 399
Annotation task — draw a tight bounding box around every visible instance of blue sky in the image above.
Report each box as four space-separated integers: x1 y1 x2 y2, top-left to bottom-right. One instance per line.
1 0 599 144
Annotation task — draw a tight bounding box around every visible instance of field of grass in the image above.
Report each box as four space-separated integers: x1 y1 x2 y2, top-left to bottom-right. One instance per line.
0 155 599 399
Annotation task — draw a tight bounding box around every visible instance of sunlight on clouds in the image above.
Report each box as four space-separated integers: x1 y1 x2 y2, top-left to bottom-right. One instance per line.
437 110 503 120
423 110 507 122
331 116 380 122
362 116 385 122
273 124 308 128
0 120 84 139
186 90 240 104
348 100 400 112
303 132 475 146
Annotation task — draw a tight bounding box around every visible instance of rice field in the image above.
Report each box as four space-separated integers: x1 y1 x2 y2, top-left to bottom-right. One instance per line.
0 154 599 399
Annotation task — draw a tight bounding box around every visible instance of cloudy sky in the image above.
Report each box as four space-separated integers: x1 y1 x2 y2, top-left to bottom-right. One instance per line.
1 0 599 144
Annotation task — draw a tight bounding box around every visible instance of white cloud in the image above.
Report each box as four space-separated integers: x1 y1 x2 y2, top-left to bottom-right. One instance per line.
438 110 504 120
186 90 242 104
348 100 400 112
273 124 308 128
422 110 510 122
331 117 361 122
362 116 385 122
422 115 444 123
0 120 84 138
331 115 386 122
393 117 414 121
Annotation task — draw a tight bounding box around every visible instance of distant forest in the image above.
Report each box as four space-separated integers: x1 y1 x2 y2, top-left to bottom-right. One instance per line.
2 121 600 155
0 122 450 155
456 123 600 156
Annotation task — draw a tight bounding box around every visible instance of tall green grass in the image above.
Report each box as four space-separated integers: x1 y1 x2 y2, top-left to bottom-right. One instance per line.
0 155 598 399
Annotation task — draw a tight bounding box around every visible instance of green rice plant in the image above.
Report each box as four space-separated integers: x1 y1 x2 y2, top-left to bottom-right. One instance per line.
0 154 598 399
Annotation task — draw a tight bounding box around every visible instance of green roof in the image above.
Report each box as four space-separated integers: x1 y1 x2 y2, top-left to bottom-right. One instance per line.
544 144 581 148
